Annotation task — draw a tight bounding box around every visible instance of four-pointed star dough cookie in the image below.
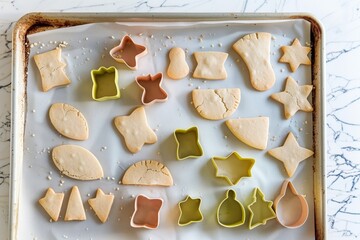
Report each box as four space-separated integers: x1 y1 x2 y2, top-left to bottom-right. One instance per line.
38 188 64 221
279 38 311 72
193 51 228 80
271 76 313 119
88 188 114 223
64 186 86 221
114 107 157 153
33 47 71 92
268 132 314 177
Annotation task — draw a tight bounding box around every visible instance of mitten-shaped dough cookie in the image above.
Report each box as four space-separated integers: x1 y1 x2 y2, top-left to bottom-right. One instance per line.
233 32 275 91
167 47 189 80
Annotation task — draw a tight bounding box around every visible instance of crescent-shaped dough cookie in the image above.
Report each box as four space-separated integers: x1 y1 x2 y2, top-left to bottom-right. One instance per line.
122 160 173 186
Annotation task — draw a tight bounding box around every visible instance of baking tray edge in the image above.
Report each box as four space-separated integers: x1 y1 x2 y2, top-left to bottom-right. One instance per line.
10 12 326 240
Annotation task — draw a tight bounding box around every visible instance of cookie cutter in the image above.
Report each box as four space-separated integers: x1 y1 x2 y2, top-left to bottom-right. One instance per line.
109 35 147 70
174 126 203 160
211 152 255 185
130 194 163 229
217 189 245 228
247 187 276 230
136 73 168 105
91 66 120 101
274 180 309 228
178 195 203 226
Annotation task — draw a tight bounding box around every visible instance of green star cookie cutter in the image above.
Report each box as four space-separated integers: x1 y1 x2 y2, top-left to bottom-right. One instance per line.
211 152 255 185
174 126 203 160
91 66 120 101
247 187 276 230
178 195 203 226
217 189 245 228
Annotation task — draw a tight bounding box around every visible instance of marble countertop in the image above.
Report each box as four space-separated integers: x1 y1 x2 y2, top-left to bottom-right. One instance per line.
1 0 359 239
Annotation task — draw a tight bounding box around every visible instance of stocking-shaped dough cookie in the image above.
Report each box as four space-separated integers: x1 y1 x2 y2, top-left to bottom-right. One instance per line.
167 48 189 80
233 32 275 91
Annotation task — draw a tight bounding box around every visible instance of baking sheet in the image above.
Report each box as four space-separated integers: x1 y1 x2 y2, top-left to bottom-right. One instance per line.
19 19 315 239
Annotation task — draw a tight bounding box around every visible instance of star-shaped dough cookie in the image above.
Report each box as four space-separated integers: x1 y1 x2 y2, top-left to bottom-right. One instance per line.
109 35 147 70
279 38 311 72
268 132 314 177
271 76 313 119
178 196 203 226
131 194 163 229
193 51 228 80
114 107 157 153
33 47 71 92
88 188 114 223
211 152 255 185
38 188 64 221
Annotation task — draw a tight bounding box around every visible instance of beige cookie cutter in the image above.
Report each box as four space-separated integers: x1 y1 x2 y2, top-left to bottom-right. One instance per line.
136 73 168 105
130 194 163 229
273 180 309 228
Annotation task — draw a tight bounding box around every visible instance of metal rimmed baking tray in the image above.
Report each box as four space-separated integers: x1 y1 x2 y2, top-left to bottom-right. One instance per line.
11 13 326 240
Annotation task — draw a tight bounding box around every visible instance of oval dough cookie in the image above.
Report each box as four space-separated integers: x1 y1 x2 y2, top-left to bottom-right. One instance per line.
49 103 89 140
167 47 189 80
192 88 241 120
52 145 103 180
122 160 173 186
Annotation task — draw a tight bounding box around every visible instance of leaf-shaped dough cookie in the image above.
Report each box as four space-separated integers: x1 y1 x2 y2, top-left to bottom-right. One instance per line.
49 103 89 141
52 145 104 180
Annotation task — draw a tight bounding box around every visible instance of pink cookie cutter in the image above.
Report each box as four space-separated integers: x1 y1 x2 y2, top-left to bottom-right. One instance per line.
130 194 163 229
136 73 168 105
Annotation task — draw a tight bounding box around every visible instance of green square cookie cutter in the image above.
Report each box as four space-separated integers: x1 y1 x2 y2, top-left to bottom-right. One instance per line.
91 66 120 101
174 126 203 160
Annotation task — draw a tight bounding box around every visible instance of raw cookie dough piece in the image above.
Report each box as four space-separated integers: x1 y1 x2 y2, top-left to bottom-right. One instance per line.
192 88 241 120
64 186 86 221
122 160 173 186
114 107 157 153
49 103 89 141
226 117 269 150
268 132 314 177
33 47 71 91
279 38 311 72
38 188 64 222
167 47 189 80
271 76 313 119
88 189 114 223
52 145 104 180
193 51 228 80
232 32 275 91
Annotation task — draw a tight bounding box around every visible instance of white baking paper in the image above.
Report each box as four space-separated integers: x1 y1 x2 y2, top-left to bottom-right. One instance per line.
20 19 313 240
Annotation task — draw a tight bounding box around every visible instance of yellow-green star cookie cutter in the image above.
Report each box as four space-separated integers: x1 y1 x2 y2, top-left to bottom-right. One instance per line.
247 187 276 230
211 152 255 185
178 195 203 226
217 189 245 228
91 66 120 101
174 126 203 160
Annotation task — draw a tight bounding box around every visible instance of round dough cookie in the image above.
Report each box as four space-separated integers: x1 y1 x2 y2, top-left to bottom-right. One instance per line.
192 88 241 120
